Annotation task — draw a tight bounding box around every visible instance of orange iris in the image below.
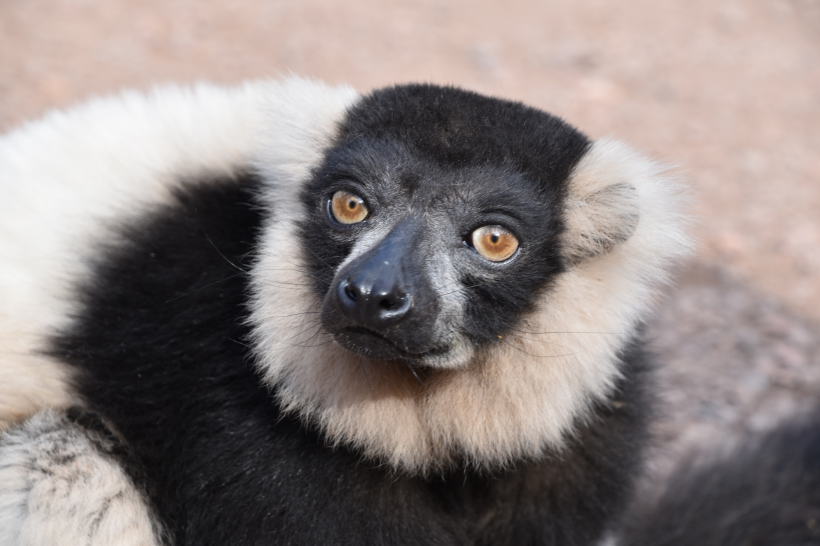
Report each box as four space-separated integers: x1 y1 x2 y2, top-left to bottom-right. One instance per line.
471 225 519 262
330 191 368 224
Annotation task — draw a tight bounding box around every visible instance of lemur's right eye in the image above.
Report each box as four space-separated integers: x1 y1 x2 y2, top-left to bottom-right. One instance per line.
470 225 519 262
329 191 368 225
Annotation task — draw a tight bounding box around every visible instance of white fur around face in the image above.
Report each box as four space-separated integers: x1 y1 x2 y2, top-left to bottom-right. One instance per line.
0 411 162 546
249 137 692 474
0 78 357 431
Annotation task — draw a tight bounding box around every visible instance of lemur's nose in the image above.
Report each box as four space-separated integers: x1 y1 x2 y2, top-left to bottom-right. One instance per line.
335 224 415 329
337 273 412 328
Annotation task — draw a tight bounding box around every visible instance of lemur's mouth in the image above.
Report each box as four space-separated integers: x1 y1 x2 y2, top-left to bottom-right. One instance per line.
333 327 447 362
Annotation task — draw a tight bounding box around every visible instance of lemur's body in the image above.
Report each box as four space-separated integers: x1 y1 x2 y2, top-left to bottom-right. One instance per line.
1 79 692 545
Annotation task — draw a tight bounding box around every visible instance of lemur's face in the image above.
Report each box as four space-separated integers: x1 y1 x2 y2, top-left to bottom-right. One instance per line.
297 86 588 370
301 141 563 369
249 82 686 473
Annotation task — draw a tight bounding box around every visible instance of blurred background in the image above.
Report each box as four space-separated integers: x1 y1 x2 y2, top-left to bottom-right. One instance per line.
2 0 818 479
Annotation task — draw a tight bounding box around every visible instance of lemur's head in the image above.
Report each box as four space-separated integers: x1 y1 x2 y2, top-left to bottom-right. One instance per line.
249 80 691 474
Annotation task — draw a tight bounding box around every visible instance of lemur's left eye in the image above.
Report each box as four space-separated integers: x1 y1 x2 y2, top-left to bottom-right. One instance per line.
329 191 368 224
470 225 519 262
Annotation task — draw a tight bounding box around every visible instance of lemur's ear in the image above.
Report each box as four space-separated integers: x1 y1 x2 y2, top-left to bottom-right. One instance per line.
562 140 642 265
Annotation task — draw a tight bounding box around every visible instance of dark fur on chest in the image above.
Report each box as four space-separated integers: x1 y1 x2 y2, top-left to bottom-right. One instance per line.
50 172 651 546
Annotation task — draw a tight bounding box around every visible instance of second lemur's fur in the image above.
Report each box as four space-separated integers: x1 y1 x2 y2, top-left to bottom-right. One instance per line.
619 415 820 546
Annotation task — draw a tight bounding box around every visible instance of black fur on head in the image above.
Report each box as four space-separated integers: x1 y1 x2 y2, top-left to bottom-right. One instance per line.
297 84 590 367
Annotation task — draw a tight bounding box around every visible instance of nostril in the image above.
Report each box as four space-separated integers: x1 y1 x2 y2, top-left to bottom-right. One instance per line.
338 279 359 310
378 294 411 322
344 283 357 302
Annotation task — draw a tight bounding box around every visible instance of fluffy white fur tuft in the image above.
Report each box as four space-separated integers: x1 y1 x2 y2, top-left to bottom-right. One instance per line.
248 137 693 474
0 411 162 546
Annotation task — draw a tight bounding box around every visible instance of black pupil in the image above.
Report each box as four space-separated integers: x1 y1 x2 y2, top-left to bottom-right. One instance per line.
491 233 499 244
347 199 356 209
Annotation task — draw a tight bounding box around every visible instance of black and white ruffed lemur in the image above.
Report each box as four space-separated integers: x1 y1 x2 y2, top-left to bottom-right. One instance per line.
0 79 816 546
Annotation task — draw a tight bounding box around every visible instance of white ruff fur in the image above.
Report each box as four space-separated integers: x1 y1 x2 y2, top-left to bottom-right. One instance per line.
0 78 355 431
249 136 692 474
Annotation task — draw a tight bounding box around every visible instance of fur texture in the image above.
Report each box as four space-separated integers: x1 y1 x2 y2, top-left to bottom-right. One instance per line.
618 415 820 546
0 79 288 430
0 409 162 546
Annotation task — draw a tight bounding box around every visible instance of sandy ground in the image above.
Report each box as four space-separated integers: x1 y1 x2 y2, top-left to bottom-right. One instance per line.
1 0 818 487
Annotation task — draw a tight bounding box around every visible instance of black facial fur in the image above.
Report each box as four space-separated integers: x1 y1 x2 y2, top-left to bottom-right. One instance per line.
300 85 591 362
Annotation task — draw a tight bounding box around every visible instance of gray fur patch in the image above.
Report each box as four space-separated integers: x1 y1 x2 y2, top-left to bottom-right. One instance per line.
0 410 163 546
